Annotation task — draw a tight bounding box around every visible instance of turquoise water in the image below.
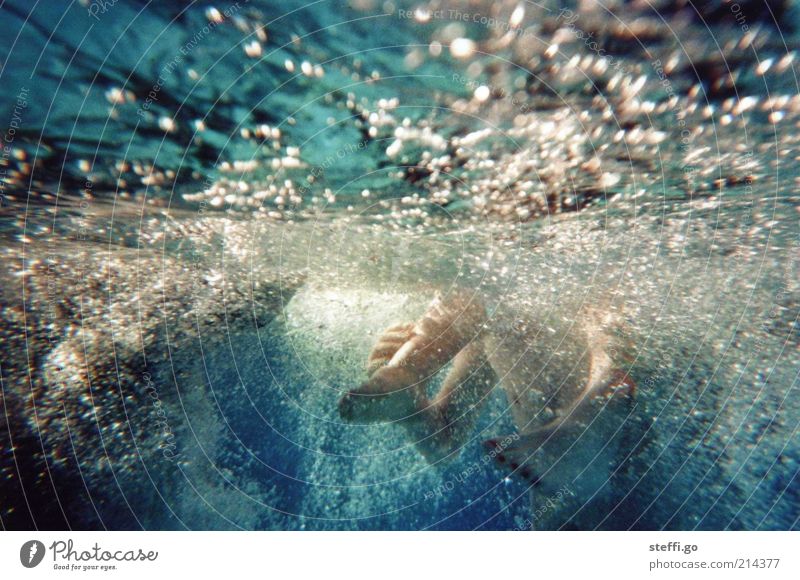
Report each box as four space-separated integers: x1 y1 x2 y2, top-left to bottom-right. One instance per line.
0 0 798 530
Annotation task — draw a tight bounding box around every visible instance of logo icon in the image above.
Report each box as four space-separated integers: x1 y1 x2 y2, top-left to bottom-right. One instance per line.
20 540 45 568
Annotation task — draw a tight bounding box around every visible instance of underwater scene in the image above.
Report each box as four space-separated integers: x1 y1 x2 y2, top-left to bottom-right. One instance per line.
0 0 798 531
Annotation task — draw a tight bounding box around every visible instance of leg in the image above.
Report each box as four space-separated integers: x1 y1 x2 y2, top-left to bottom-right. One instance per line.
484 326 637 485
339 292 493 462
406 340 497 463
365 323 415 376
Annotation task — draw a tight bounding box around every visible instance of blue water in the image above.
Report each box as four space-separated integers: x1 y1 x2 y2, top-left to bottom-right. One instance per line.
0 0 798 530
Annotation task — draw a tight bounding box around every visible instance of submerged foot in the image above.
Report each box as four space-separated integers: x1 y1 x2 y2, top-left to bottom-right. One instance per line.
339 293 493 464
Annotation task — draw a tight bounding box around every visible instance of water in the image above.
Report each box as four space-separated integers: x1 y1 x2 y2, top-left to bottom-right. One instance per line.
0 0 798 530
